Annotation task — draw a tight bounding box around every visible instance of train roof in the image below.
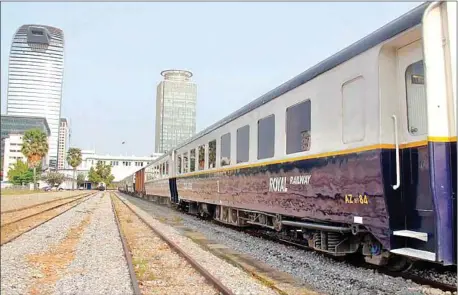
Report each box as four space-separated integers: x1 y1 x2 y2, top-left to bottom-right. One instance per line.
174 2 428 151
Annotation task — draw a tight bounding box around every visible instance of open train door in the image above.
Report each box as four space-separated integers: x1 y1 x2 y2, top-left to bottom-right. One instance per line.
389 2 456 266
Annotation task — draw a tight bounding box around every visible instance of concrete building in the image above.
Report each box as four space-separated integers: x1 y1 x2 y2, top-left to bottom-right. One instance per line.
0 115 51 181
6 24 65 169
58 150 163 184
57 118 69 170
155 69 197 153
2 134 28 181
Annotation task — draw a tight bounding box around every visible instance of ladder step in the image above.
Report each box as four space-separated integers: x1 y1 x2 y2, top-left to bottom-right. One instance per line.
393 230 428 242
390 248 436 261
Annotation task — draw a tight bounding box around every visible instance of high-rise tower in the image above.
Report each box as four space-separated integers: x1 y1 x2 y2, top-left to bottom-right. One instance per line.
155 70 197 153
57 118 69 170
6 24 65 169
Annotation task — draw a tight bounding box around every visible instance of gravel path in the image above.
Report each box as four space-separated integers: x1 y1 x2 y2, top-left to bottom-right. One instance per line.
117 193 280 295
1 192 133 295
120 193 456 295
1 190 86 212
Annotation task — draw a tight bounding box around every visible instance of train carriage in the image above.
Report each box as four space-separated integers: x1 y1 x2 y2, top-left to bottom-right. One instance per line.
122 2 456 269
144 155 173 200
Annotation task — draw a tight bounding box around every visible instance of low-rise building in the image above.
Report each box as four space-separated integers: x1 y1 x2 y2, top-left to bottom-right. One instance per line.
1 115 51 181
58 150 163 184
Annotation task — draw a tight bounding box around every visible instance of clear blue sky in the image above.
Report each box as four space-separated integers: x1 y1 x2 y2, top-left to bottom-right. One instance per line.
1 2 421 156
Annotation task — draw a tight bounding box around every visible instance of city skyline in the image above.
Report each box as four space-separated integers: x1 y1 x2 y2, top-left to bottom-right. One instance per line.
1 2 422 156
5 24 64 168
155 69 197 154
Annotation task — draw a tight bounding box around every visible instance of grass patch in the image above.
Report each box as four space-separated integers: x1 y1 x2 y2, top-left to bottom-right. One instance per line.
133 258 156 281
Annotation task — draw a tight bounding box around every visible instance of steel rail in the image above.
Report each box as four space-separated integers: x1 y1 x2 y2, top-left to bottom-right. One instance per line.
1 194 91 227
124 192 458 294
1 192 89 214
113 192 234 295
109 193 141 295
0 192 97 246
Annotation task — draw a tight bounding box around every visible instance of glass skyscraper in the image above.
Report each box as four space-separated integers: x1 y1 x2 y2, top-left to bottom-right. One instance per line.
155 70 197 153
6 24 65 169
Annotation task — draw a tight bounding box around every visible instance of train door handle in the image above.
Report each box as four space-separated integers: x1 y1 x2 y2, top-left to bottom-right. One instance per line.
392 115 401 190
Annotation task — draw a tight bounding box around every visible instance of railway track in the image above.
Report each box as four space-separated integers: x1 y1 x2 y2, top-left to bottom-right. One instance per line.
125 192 457 294
240 227 458 293
110 194 141 295
111 193 234 295
379 269 457 293
0 192 96 246
1 192 88 214
1 193 91 226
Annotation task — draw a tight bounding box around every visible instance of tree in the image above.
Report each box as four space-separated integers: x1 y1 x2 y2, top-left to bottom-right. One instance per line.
21 129 49 190
41 171 65 188
7 159 34 185
77 173 86 188
67 148 82 190
88 161 115 188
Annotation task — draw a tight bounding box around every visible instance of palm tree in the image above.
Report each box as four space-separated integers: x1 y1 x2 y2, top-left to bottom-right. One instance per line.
21 128 49 190
67 148 82 190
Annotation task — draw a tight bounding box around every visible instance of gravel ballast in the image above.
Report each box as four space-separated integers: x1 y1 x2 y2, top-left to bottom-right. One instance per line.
112 195 217 295
54 193 133 295
1 190 87 212
120 193 456 295
1 193 102 295
117 193 280 295
1 192 133 295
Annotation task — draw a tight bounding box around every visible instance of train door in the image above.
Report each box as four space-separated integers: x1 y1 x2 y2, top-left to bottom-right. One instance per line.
390 39 437 261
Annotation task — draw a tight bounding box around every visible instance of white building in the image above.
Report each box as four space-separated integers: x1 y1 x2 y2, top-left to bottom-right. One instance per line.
0 115 51 181
2 134 27 180
1 134 50 182
6 24 65 169
57 118 69 170
155 69 197 153
59 150 163 183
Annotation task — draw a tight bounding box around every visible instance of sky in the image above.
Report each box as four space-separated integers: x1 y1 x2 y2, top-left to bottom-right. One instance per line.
1 2 422 156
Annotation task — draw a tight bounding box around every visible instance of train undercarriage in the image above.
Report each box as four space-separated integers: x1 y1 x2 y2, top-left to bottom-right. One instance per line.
177 199 413 272
119 189 414 272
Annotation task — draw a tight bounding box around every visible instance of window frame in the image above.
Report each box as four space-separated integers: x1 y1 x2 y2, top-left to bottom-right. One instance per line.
285 99 312 155
257 114 275 160
236 124 250 164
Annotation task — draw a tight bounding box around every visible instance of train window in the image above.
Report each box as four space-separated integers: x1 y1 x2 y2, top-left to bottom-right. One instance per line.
190 149 196 172
165 162 169 176
183 152 189 173
208 140 216 168
220 133 231 166
237 125 250 163
286 100 311 154
258 114 275 159
198 145 205 170
405 60 427 136
342 76 366 143
177 155 182 174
